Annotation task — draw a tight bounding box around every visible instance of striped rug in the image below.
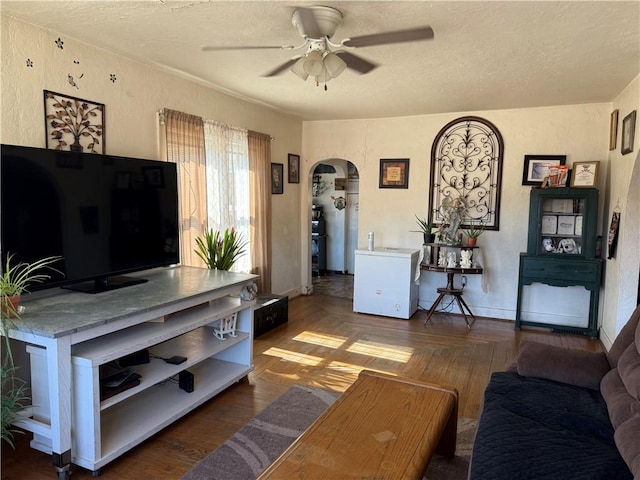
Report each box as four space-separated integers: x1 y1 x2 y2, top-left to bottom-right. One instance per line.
181 384 475 480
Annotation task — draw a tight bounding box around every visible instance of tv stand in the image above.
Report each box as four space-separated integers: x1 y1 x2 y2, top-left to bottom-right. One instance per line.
6 266 258 478
62 275 148 294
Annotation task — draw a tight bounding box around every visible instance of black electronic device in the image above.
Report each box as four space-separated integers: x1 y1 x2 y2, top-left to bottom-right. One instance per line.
179 370 194 393
165 355 187 365
0 144 180 293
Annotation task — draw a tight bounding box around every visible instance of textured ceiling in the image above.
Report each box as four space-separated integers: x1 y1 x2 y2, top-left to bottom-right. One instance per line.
2 1 639 121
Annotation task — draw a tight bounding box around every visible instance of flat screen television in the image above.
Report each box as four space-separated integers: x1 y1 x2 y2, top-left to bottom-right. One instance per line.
1 144 180 293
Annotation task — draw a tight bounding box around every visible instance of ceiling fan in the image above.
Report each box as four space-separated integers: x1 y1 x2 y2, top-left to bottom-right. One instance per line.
202 6 434 88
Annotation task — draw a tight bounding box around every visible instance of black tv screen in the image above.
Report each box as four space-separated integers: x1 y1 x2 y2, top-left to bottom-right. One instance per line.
1 144 180 293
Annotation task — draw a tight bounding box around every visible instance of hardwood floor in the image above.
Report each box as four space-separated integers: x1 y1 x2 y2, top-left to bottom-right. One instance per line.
1 293 603 480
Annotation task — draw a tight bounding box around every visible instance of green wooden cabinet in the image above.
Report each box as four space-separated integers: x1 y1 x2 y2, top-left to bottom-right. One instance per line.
516 188 602 338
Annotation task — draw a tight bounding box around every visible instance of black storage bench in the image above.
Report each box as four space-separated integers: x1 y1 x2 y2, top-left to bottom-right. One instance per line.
254 294 288 338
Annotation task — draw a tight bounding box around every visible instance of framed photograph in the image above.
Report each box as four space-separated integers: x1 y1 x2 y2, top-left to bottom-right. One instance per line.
621 110 636 155
522 155 566 186
271 163 284 194
288 153 300 183
44 90 105 154
570 161 599 187
379 158 409 189
609 109 619 151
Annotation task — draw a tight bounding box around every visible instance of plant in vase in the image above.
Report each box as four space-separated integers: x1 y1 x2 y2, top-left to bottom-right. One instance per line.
463 222 485 247
194 227 248 271
412 215 435 243
1 254 61 447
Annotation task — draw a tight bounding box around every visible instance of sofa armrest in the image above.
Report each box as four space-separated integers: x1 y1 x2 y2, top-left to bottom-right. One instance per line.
516 340 610 390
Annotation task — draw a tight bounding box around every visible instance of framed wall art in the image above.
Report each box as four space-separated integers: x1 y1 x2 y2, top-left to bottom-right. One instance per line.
570 161 599 188
288 153 300 183
522 154 566 186
271 163 284 194
379 158 409 189
609 109 619 151
621 110 636 155
44 90 105 154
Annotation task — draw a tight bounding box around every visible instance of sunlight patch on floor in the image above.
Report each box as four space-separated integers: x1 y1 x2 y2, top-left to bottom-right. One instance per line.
292 331 348 349
346 340 413 363
326 360 394 378
262 347 323 366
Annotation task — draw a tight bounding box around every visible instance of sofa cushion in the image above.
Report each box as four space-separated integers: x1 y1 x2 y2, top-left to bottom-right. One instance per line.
615 414 640 479
516 340 609 390
608 304 640 369
617 341 640 401
601 368 640 429
469 372 632 479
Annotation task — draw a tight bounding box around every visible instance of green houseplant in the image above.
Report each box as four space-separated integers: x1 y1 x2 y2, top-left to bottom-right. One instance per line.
413 215 435 243
462 222 485 247
194 227 248 271
1 254 61 447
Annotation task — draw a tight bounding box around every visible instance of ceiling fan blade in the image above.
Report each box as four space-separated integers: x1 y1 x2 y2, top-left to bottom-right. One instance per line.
343 26 434 48
262 58 300 77
295 7 323 39
335 51 378 74
202 45 289 51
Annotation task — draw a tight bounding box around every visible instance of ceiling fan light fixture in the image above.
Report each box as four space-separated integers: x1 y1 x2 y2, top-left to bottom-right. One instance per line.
323 52 346 78
303 50 324 76
291 57 309 80
315 64 332 84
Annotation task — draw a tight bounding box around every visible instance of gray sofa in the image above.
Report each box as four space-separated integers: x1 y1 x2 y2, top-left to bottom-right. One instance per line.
470 305 640 479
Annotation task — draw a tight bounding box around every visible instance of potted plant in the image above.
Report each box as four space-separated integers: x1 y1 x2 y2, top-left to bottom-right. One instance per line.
194 227 248 271
413 215 436 243
463 222 485 247
1 253 61 447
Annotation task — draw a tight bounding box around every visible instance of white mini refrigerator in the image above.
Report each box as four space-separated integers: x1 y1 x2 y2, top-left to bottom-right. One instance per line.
353 247 420 319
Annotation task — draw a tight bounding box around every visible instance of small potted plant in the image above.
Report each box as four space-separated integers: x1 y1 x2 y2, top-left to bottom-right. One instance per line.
413 215 436 244
1 253 61 447
463 222 485 247
194 227 248 271
1 254 62 318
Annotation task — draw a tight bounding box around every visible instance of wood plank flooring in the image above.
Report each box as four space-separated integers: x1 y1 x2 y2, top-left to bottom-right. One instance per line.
1 293 603 480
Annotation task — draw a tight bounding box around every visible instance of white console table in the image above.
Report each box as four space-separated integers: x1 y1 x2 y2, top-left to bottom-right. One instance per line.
5 266 258 479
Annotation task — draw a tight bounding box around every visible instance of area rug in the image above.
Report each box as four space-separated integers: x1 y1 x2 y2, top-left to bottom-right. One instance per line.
181 384 476 480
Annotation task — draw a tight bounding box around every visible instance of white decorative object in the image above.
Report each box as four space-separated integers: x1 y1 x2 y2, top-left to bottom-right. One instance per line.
438 249 447 267
446 251 457 268
460 250 472 268
211 312 238 340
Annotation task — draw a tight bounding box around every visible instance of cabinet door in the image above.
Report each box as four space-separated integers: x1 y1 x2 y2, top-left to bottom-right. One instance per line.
527 188 598 258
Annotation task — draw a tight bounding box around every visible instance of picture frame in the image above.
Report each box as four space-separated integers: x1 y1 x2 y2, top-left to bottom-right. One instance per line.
570 161 599 187
522 155 566 186
609 109 619 151
44 90 105 154
379 158 409 189
621 110 636 155
271 163 284 194
288 153 300 184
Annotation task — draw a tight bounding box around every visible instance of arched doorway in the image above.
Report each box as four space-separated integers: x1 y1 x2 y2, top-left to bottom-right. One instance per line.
308 159 359 298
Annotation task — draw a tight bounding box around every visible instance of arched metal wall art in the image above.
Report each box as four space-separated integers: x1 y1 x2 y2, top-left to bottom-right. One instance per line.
429 116 504 232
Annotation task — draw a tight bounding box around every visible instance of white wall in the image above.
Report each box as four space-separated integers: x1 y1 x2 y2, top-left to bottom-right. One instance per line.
301 104 613 321
0 14 303 297
600 75 640 349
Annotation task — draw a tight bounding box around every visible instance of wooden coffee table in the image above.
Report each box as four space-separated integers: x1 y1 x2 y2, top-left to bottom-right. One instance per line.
257 370 458 479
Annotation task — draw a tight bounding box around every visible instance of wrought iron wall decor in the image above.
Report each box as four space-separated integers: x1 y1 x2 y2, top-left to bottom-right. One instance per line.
429 116 504 231
44 90 105 154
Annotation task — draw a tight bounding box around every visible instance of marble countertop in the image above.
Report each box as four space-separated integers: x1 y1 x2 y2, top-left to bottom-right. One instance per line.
10 266 258 339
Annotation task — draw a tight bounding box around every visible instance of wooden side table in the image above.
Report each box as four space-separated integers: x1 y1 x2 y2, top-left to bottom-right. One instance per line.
257 370 458 480
421 244 483 329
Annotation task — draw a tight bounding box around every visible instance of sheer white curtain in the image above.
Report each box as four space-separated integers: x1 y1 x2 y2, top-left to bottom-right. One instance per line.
203 120 250 273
